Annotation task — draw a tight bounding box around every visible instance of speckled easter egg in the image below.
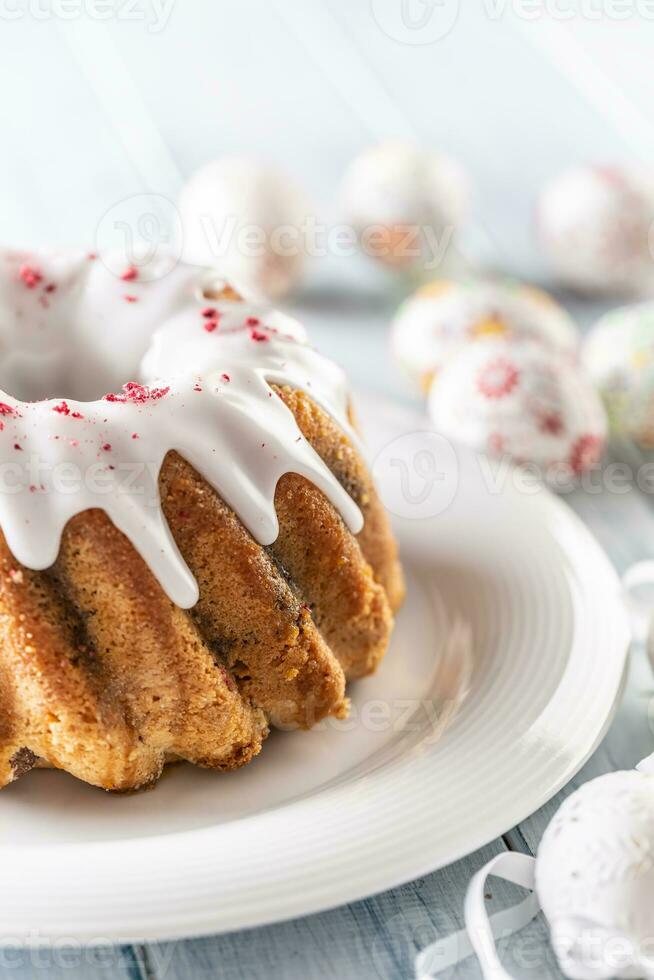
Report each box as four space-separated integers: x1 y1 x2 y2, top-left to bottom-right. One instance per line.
583 302 654 457
536 771 654 980
340 141 468 272
428 337 607 480
179 158 311 301
391 278 578 393
538 165 654 297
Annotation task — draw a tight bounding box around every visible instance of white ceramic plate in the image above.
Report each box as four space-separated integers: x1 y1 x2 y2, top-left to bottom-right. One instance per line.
0 392 630 945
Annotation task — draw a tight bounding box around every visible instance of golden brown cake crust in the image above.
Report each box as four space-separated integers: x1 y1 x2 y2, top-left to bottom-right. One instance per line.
0 388 403 791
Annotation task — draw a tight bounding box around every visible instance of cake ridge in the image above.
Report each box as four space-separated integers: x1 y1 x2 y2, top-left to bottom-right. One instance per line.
0 248 404 791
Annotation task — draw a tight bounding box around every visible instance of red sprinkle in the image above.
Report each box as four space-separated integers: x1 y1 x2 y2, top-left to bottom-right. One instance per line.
201 307 217 318
101 443 112 452
250 328 269 342
18 264 43 289
203 320 218 333
49 404 82 422
131 433 139 440
0 402 18 417
193 384 203 392
246 316 260 326
87 252 97 261
120 265 138 282
44 283 57 294
221 373 231 382
13 443 22 451
103 382 170 404
124 294 138 303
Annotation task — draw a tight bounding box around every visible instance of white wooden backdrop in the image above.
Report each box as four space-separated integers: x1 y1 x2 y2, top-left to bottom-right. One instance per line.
0 3 653 978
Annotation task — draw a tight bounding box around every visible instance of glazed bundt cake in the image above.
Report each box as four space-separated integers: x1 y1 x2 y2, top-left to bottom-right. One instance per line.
0 249 404 791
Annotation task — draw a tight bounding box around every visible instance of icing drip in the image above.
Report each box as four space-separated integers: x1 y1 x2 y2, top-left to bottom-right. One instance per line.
0 249 363 608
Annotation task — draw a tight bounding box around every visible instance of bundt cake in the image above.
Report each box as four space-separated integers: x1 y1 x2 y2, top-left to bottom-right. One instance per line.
0 249 404 791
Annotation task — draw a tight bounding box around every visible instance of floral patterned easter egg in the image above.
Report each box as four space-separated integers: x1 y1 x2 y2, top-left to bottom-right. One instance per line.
583 302 654 457
538 165 654 297
537 771 654 980
340 141 468 273
391 278 578 393
428 337 607 480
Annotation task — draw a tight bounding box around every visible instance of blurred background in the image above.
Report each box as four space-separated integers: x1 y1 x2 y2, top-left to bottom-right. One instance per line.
0 1 651 395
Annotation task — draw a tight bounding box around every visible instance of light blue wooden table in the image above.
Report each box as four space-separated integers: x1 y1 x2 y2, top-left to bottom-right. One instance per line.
0 4 652 977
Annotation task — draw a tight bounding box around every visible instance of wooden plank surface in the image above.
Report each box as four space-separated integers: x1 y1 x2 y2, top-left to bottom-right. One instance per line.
140 840 554 980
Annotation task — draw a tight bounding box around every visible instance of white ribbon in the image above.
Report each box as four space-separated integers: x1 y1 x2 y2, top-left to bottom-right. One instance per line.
415 562 654 979
415 852 539 979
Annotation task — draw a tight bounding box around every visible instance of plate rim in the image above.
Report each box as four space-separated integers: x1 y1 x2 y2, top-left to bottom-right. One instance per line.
0 391 631 946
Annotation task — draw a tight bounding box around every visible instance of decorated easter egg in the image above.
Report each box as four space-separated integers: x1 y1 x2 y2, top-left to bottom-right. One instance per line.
179 158 311 301
428 337 607 480
414 760 654 979
536 770 654 980
340 141 467 273
391 278 578 393
538 165 654 296
583 302 654 457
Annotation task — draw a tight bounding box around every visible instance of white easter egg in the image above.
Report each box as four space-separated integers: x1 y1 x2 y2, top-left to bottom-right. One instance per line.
583 302 654 457
340 141 467 273
536 771 654 980
392 278 578 393
428 337 607 480
538 166 654 297
179 158 311 301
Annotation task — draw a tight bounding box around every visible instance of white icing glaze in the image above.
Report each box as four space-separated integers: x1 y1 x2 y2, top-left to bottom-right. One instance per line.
391 278 578 389
0 249 363 609
536 771 654 979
